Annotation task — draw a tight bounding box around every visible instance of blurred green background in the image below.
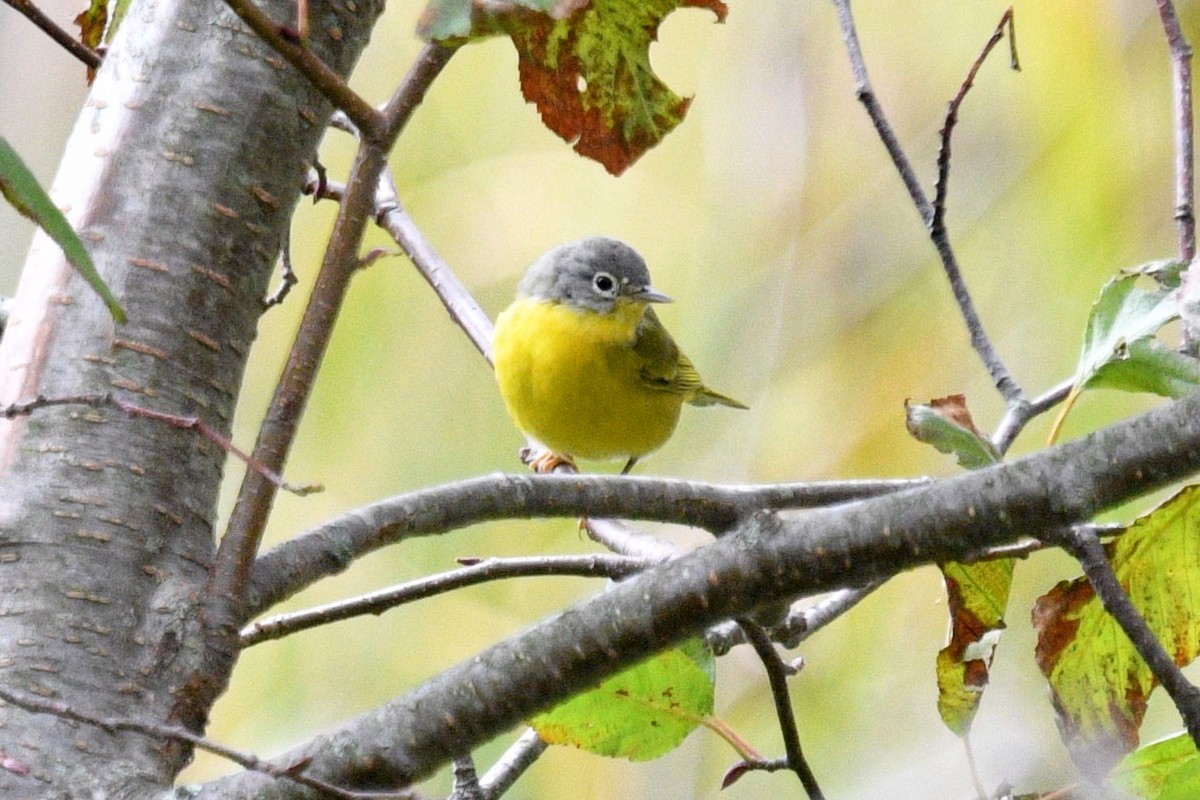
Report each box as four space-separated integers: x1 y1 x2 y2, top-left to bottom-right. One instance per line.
2 0 1197 797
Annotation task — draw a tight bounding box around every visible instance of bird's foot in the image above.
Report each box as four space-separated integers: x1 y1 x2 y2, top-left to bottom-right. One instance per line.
519 447 577 474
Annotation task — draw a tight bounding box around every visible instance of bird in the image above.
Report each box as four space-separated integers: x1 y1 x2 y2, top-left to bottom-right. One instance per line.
492 237 747 474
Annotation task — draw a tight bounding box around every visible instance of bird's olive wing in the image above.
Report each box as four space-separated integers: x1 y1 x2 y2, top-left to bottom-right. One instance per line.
633 307 704 396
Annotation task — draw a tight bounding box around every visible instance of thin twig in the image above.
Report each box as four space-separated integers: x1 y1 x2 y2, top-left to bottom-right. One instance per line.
374 172 495 362
379 44 459 142
0 685 408 800
832 0 1023 402
930 7 1022 402
0 394 318 494
218 0 381 138
263 235 299 309
1155 0 1196 264
735 620 824 800
241 553 647 646
1052 525 1200 746
991 377 1073 454
450 755 484 800
768 580 880 649
305 172 347 204
1 0 102 69
582 517 679 561
214 45 456 613
479 729 547 800
831 0 931 221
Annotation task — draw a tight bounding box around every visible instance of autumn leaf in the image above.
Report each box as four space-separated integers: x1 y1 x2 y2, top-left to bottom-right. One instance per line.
418 0 727 175
1033 487 1200 776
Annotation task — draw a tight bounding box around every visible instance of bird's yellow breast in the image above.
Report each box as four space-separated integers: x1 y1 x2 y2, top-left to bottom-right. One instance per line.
492 298 684 461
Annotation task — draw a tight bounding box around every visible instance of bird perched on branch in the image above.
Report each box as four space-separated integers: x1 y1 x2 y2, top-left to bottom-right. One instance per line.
492 237 747 474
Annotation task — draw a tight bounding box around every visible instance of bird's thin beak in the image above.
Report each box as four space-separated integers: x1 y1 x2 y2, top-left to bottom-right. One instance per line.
631 285 672 304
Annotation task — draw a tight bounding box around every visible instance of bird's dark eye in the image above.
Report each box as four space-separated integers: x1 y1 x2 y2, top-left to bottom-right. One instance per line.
592 272 617 295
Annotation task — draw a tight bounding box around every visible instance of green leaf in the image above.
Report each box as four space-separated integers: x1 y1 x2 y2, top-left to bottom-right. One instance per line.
905 395 1001 469
1110 734 1200 800
418 0 728 175
1087 338 1200 399
1032 486 1200 775
531 637 715 761
0 137 126 323
1075 272 1178 385
1050 270 1180 441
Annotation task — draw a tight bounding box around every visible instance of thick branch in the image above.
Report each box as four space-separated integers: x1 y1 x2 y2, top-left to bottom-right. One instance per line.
195 390 1200 798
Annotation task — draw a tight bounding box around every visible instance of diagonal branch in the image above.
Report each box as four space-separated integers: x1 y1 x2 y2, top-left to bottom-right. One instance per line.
241 553 647 646
374 171 495 362
219 0 382 137
832 0 1023 402
0 685 409 800
211 45 457 620
736 619 824 799
1 0 102 69
1052 525 1200 746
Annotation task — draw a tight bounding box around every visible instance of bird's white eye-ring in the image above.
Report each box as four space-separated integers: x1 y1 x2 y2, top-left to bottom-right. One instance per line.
592 271 618 296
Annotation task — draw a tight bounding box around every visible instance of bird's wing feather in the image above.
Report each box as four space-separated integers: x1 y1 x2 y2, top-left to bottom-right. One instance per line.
632 307 749 409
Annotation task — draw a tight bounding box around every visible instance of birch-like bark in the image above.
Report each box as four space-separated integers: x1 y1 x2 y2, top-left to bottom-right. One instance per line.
0 0 380 793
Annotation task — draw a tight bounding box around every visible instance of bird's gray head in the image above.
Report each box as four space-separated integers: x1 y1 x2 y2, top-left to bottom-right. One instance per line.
518 237 672 313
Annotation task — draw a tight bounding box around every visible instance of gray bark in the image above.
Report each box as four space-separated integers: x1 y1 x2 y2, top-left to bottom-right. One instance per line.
0 0 380 794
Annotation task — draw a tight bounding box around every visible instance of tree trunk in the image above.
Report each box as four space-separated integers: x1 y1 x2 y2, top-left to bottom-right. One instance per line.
0 0 379 793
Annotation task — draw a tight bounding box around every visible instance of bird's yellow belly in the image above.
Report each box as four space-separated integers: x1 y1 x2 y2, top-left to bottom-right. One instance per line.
493 299 683 460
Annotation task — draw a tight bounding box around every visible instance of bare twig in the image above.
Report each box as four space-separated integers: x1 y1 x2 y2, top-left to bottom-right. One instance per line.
832 0 1023 402
479 729 547 800
241 553 647 646
305 173 347 204
735 620 824 800
379 44 458 142
214 45 456 613
582 517 678 561
768 580 880 650
1052 525 1200 747
218 0 381 137
1 394 318 494
1155 0 1196 264
0 685 407 800
831 0 931 221
374 172 495 362
263 235 299 309
991 377 1073 454
1 0 102 69
450 756 484 800
930 9 1022 401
